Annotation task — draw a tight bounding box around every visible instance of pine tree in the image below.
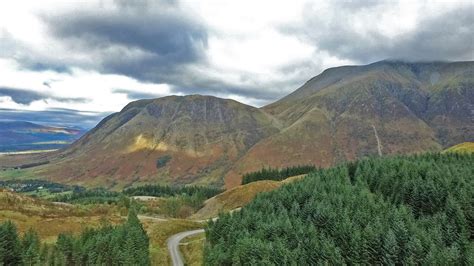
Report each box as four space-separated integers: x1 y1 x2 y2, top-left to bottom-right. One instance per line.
21 228 40 265
0 221 22 265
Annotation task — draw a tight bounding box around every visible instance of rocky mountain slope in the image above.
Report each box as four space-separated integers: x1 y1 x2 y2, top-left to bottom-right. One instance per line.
2 61 472 188
224 60 473 187
35 95 280 187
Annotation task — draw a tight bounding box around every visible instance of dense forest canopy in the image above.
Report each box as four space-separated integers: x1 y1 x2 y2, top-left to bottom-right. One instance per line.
206 153 474 265
123 184 223 199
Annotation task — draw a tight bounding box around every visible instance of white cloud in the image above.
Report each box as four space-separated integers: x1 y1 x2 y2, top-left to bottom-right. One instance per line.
0 58 172 112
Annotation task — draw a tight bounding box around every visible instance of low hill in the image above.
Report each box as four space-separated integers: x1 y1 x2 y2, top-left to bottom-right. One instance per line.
443 142 474 153
192 175 305 220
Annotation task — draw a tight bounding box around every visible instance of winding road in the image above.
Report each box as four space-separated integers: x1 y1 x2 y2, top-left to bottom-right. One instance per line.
167 229 205 266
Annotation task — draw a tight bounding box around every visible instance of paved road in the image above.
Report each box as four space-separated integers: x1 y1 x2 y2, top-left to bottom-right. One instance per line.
167 229 205 266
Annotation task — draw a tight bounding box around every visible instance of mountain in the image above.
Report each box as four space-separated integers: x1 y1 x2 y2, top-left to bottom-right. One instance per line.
34 95 280 187
1 61 472 189
0 121 85 153
223 60 473 187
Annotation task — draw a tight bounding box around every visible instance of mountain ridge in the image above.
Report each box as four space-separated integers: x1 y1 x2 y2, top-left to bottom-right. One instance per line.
1 60 472 189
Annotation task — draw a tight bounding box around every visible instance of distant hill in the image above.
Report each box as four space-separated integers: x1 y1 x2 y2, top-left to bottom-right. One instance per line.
0 121 85 153
1 60 472 189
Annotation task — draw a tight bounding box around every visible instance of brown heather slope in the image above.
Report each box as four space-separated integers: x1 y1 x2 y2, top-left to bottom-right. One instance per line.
224 61 473 187
27 95 280 188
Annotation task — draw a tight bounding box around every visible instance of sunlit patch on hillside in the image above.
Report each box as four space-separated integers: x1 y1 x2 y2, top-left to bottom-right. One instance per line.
443 142 474 153
126 134 208 158
127 134 157 152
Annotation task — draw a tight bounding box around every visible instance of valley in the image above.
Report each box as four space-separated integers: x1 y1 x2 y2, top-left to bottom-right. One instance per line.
1 60 473 265
0 121 86 153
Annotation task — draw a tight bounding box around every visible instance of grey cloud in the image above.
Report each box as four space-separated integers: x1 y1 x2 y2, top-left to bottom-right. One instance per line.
0 31 72 74
0 87 89 105
283 5 474 63
169 79 290 104
22 62 71 74
0 87 45 104
113 0 178 10
39 3 289 105
0 108 109 129
6 0 470 110
43 2 207 83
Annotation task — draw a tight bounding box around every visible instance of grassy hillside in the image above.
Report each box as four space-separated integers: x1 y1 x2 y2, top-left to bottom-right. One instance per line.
0 189 123 243
206 153 474 264
192 175 305 220
444 142 474 153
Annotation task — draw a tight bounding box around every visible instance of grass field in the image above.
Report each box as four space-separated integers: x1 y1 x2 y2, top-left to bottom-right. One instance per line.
142 218 203 265
181 232 206 266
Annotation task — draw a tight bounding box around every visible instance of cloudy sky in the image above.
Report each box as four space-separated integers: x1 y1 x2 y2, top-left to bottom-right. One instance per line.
0 0 473 128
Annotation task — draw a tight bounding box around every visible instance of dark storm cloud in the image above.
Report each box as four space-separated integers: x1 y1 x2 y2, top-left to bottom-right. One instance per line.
0 108 109 129
282 5 474 63
0 87 89 105
42 2 208 83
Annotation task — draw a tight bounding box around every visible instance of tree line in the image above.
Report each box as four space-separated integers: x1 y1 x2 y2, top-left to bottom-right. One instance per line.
0 209 149 265
52 184 223 205
206 153 473 265
241 165 317 184
52 188 122 205
0 179 83 194
123 184 223 199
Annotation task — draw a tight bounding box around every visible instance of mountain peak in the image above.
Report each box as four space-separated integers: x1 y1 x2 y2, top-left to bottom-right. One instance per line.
41 94 279 187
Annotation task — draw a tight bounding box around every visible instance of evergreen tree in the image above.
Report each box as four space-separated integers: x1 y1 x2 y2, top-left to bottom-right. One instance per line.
21 228 40 265
205 153 474 264
0 221 22 265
